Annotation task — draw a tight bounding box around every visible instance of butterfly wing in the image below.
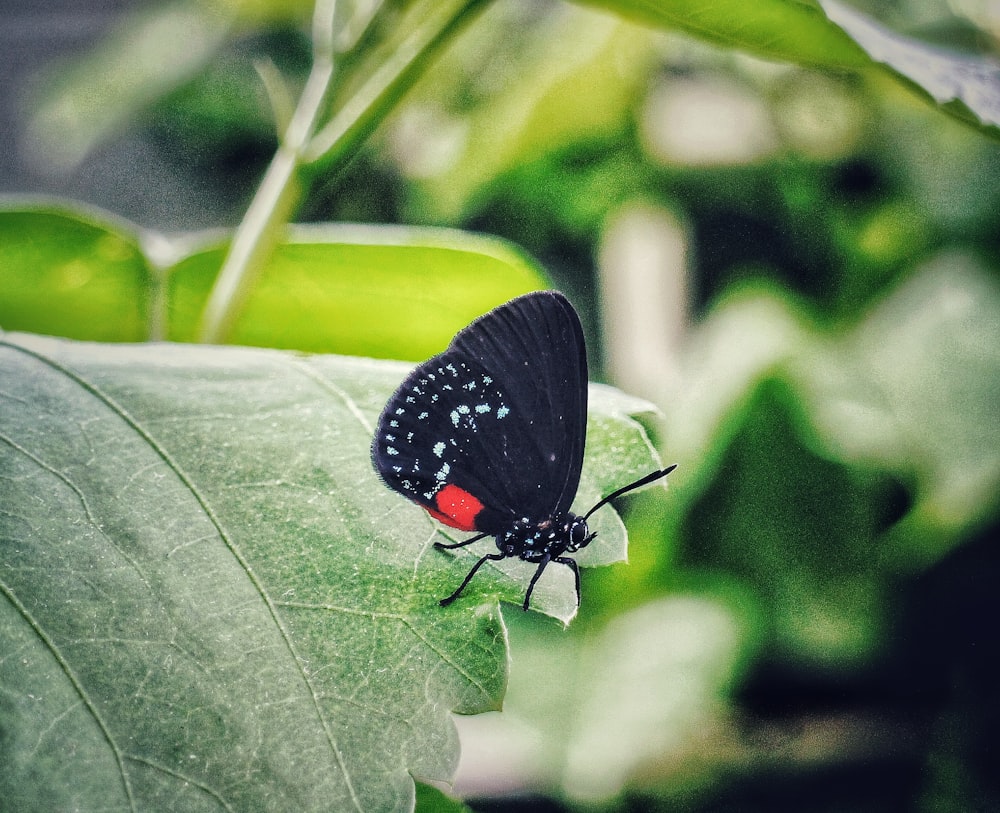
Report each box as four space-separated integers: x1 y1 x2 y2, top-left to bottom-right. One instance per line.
371 291 588 536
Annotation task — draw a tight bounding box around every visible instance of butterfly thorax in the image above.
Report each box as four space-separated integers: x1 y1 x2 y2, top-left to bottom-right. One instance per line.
497 514 594 563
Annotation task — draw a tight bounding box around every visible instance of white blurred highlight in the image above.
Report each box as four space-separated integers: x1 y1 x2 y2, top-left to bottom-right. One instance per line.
561 596 742 801
642 77 778 166
598 202 690 404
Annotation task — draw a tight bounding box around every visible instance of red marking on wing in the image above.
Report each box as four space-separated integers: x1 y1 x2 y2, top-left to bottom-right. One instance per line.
427 483 484 532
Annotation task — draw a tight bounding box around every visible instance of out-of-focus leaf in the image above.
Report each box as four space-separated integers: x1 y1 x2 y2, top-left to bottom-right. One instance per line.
575 0 867 68
659 288 809 496
452 596 749 801
23 2 236 171
0 202 152 342
406 5 658 219
0 332 666 810
0 202 548 359
166 223 548 359
576 0 999 137
796 252 1000 561
682 379 895 663
659 256 999 664
665 255 999 546
820 0 1000 136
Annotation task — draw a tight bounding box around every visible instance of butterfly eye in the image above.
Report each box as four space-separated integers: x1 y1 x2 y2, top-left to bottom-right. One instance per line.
569 518 589 547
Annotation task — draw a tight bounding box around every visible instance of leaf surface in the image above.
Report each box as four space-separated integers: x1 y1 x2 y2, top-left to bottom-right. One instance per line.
0 333 665 811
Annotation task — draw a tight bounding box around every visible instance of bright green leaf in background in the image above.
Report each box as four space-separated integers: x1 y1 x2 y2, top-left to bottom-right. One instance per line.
0 332 667 810
0 204 546 359
0 204 151 342
166 224 546 358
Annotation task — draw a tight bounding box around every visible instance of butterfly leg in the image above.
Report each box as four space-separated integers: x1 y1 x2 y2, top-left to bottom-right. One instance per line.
523 555 554 611
554 556 581 606
434 531 490 550
439 551 506 606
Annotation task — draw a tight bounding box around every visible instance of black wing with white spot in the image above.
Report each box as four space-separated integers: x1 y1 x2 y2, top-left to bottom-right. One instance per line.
371 291 589 535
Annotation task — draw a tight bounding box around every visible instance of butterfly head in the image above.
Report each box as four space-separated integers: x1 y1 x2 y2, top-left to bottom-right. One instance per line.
498 513 595 563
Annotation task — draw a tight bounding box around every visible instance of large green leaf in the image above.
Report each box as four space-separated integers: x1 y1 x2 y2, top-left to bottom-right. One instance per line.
0 203 152 342
165 223 547 359
0 332 666 811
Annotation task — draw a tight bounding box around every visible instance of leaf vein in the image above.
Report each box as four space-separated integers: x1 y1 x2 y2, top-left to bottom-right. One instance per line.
0 580 137 810
3 340 367 812
292 358 375 435
0 430 155 594
124 754 237 812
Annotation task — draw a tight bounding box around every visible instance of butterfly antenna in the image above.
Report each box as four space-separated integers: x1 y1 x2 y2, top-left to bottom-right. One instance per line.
584 464 677 520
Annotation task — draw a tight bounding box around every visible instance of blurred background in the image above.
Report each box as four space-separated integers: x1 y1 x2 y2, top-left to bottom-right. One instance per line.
2 0 999 810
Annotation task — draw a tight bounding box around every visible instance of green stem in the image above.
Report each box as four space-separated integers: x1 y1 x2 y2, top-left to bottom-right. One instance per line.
306 0 489 170
198 0 337 343
197 0 488 344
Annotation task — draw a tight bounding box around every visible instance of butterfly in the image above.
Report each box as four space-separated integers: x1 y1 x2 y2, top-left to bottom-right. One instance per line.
371 290 675 610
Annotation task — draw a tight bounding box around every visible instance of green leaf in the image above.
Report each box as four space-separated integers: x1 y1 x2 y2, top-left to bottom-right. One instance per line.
0 202 152 342
166 223 548 359
683 379 893 662
575 0 867 68
796 252 1000 564
664 258 1000 546
819 0 1000 136
0 203 547 359
577 0 999 137
0 332 666 810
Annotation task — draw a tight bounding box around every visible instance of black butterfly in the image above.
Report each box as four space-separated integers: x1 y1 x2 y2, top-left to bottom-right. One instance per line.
371 291 675 610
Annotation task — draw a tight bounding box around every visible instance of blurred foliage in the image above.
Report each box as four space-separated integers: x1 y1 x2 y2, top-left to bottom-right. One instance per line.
3 0 1000 811
0 207 547 357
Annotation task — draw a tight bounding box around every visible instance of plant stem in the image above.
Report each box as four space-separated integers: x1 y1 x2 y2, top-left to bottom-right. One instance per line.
306 0 489 170
197 0 488 344
197 0 338 343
